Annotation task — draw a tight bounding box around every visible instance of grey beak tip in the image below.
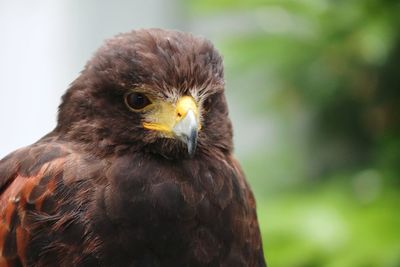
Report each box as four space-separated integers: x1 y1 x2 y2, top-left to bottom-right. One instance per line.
173 109 199 158
187 129 198 158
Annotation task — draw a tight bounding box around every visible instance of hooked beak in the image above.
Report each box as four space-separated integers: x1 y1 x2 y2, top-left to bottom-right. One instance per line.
172 109 198 157
142 95 201 157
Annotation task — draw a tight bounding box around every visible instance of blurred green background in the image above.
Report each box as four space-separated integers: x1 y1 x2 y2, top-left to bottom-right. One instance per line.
1 0 399 266
184 0 400 266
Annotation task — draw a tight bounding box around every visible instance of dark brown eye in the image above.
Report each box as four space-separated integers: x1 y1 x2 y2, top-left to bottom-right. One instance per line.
125 92 151 110
204 97 213 109
203 92 220 110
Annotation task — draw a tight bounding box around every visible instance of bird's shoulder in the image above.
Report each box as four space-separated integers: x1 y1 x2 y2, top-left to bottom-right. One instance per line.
0 137 106 266
0 136 108 187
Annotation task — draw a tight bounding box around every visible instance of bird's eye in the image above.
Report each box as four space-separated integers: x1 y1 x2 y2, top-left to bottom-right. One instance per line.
204 97 213 109
203 93 219 110
125 92 151 110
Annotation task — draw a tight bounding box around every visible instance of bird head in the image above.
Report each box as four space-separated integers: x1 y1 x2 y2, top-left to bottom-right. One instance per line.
56 28 233 159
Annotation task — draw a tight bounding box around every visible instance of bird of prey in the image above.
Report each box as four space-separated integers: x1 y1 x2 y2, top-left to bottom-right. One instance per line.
0 29 266 267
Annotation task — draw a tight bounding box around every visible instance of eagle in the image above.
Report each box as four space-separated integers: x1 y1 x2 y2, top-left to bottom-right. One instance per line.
0 29 266 267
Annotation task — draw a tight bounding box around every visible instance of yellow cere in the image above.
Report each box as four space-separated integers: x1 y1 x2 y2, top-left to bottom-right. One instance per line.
175 96 199 120
143 96 200 134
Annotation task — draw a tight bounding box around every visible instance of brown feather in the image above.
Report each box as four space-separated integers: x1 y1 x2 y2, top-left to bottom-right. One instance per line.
0 28 266 267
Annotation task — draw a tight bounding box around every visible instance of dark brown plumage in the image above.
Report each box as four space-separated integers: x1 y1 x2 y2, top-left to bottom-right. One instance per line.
0 28 266 267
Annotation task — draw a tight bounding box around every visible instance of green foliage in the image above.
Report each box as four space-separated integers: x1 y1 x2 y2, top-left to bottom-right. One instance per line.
184 0 400 266
259 180 400 267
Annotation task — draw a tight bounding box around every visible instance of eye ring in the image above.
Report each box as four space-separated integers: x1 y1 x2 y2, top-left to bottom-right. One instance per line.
124 92 152 111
